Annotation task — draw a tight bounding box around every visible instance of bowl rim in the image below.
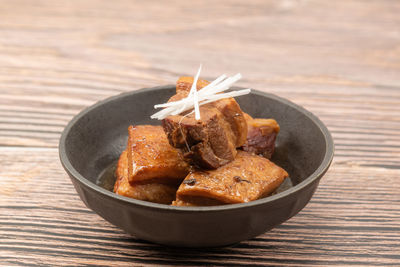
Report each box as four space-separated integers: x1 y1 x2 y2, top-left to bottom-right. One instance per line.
59 85 334 212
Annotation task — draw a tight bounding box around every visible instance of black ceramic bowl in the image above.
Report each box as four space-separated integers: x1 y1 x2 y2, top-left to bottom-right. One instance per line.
59 85 334 247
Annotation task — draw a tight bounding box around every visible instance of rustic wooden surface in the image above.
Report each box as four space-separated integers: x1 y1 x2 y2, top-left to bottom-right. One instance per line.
0 0 399 266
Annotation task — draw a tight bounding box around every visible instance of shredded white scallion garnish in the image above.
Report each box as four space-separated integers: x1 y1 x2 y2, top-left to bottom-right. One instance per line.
151 65 251 120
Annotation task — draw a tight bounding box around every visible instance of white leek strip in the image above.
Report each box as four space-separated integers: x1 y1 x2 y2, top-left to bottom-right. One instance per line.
150 105 174 119
187 89 251 112
192 65 202 120
200 89 251 102
151 87 250 120
150 69 250 120
173 64 202 116
193 87 200 120
202 73 242 96
153 73 237 112
196 74 227 96
153 74 227 109
152 75 234 115
153 89 251 120
154 97 186 109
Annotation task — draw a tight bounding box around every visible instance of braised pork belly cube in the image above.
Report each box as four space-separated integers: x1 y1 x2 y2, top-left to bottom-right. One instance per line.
162 77 247 169
241 113 280 159
163 98 247 169
114 150 178 204
173 151 288 206
172 77 247 146
127 125 190 184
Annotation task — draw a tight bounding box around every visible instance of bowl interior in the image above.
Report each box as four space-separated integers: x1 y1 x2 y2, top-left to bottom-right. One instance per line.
64 87 327 195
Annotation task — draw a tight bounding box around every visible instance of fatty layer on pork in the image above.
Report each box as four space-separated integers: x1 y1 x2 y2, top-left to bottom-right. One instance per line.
114 150 179 204
173 151 288 206
241 113 280 159
127 125 190 184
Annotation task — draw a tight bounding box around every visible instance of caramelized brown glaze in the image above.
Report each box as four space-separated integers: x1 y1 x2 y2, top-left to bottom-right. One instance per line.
115 77 287 206
163 103 238 169
127 125 190 184
173 151 288 206
242 113 280 159
162 78 248 169
114 150 178 204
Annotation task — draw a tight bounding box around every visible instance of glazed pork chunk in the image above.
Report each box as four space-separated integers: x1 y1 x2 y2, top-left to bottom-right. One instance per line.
114 150 179 204
241 113 280 159
162 77 248 169
126 125 190 184
173 151 288 206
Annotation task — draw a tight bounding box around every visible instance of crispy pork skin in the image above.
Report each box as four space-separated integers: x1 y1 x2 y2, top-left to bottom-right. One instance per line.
173 151 288 206
114 150 178 204
127 125 190 184
241 113 280 159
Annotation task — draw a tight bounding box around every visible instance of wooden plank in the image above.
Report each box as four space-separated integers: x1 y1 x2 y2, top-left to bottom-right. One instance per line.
0 149 399 266
0 0 399 265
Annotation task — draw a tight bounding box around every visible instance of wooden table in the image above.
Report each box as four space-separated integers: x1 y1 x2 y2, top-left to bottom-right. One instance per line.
1 0 399 265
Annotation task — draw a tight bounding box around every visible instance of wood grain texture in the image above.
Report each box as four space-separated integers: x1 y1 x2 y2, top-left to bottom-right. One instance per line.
0 0 399 266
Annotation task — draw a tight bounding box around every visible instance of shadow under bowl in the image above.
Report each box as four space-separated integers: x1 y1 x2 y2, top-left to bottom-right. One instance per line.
59 85 334 247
